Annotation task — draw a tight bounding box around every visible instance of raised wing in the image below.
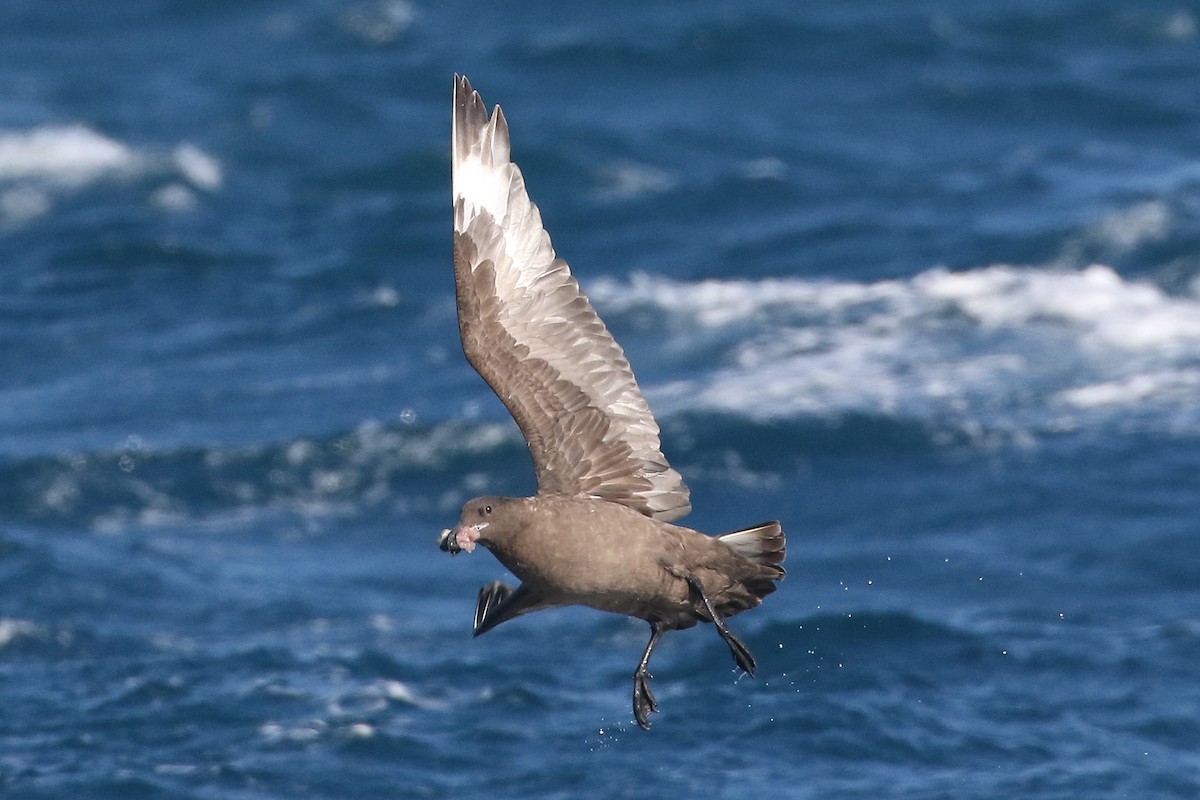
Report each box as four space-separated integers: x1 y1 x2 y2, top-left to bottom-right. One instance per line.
451 74 690 522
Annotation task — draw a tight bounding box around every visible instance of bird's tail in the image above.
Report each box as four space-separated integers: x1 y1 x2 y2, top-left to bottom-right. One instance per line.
719 520 786 591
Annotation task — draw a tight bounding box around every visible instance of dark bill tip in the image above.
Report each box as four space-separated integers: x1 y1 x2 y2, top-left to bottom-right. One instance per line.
438 528 461 554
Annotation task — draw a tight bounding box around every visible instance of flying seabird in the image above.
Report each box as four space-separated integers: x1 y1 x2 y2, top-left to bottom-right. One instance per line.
439 75 785 729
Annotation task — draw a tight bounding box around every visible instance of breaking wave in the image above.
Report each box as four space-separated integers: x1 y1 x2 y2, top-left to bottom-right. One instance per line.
0 124 221 225
591 263 1200 440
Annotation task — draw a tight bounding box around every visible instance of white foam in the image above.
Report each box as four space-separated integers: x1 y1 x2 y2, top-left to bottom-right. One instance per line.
914 264 1200 350
1091 201 1171 251
1058 370 1200 409
0 618 36 648
1160 10 1197 41
149 183 198 212
0 124 223 225
0 125 138 185
739 157 787 181
589 264 1200 437
597 161 677 199
172 143 223 190
338 0 415 45
0 186 52 225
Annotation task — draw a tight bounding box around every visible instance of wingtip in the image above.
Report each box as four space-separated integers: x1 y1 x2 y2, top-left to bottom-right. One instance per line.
452 74 517 227
452 74 500 163
452 74 483 124
452 73 487 187
453 72 471 98
487 104 511 162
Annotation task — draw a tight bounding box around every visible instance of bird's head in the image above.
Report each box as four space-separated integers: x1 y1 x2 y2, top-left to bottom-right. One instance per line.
438 496 525 555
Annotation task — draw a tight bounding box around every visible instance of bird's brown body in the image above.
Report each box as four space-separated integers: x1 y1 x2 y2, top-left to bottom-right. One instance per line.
441 75 785 729
460 494 782 630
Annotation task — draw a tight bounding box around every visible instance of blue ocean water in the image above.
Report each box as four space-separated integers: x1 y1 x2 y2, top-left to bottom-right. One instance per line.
3 0 1200 797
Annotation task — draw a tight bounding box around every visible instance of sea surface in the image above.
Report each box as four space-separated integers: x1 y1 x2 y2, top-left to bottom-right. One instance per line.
3 1 1200 797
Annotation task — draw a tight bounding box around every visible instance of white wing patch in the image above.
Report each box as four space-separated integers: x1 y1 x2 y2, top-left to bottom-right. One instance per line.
452 99 554 296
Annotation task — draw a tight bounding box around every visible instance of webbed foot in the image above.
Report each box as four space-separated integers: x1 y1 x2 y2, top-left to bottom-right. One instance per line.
632 667 658 730
473 580 514 632
631 621 666 730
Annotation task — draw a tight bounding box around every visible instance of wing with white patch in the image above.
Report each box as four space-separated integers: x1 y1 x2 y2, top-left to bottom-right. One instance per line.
451 75 690 522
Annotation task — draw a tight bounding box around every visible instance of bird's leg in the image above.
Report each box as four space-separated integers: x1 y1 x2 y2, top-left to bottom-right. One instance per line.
633 620 664 730
685 574 757 677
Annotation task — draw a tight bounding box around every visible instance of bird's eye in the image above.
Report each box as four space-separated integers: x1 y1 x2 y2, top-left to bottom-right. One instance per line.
482 504 492 515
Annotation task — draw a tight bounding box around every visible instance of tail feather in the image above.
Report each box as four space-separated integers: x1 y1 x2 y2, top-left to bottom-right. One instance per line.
719 521 786 579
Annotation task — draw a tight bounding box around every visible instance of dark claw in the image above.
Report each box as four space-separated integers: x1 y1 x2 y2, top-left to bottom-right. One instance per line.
633 669 658 730
438 528 461 554
725 633 757 676
632 621 665 730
